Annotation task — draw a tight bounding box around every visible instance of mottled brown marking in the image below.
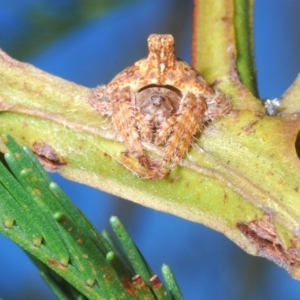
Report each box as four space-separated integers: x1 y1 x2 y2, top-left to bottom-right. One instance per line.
48 258 66 270
147 34 176 75
33 188 41 195
89 34 231 179
132 274 148 290
32 142 66 172
221 16 232 23
1 135 8 143
103 152 112 159
255 111 265 119
170 176 181 183
242 120 259 135
121 278 137 295
150 275 162 289
237 214 300 267
56 214 67 225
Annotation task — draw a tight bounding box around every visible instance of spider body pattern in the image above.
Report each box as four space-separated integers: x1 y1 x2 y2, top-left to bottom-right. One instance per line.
89 34 231 179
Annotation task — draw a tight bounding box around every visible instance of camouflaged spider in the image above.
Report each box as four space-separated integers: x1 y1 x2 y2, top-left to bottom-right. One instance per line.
89 34 231 179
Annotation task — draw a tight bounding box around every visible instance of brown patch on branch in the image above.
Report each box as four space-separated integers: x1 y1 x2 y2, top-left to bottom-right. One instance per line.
32 142 66 172
242 120 259 135
237 214 300 268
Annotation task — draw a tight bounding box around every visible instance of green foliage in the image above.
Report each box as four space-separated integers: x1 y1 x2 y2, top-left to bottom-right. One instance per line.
0 134 182 300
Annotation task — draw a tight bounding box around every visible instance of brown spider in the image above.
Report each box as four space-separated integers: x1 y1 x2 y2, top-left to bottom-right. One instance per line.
89 34 231 179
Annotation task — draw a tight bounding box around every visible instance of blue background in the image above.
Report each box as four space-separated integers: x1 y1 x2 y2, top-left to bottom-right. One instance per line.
1 1 300 299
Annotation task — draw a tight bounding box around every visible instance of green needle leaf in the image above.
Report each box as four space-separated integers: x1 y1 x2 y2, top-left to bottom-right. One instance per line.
30 254 87 300
49 182 109 256
110 216 153 284
162 264 183 300
150 275 170 300
102 229 135 274
106 251 136 295
4 151 70 265
0 176 42 246
132 275 156 300
0 135 183 299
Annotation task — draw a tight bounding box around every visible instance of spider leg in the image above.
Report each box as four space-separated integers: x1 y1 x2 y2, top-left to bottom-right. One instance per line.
204 90 231 121
110 87 150 167
108 87 164 178
157 92 207 177
88 85 112 115
155 116 177 145
133 109 153 142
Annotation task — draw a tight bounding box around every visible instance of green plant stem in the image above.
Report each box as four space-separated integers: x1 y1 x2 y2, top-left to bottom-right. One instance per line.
233 0 257 96
192 0 261 109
